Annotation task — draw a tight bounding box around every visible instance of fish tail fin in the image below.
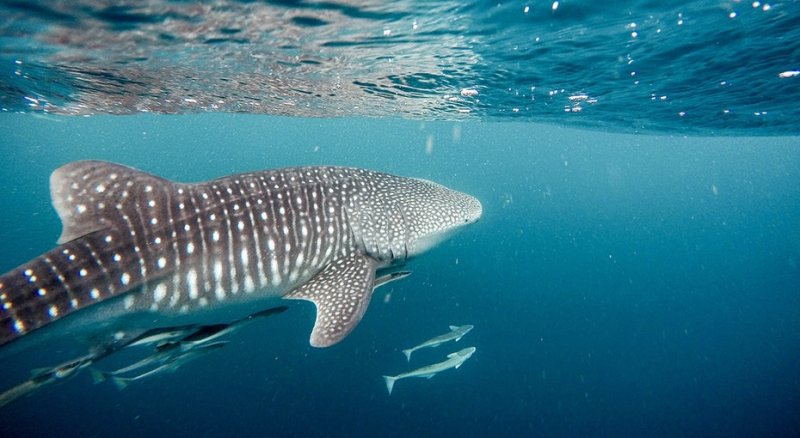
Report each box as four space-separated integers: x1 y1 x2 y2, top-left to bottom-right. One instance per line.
90 368 107 384
111 376 129 391
383 376 397 395
402 348 413 362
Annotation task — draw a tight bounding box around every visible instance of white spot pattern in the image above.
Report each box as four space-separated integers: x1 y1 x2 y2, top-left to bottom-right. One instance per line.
11 163 479 348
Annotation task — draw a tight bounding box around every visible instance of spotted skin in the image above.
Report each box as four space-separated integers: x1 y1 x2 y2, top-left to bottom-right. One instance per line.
0 161 482 347
286 252 377 347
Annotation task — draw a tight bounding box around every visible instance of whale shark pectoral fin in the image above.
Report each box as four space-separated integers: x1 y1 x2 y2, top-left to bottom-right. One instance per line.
285 252 378 348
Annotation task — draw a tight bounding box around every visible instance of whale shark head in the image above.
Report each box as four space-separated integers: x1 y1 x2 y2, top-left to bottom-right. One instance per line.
400 178 482 257
349 174 482 262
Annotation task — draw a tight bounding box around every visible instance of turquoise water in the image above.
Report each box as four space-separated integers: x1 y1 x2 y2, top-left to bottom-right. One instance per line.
1 1 800 436
0 115 798 437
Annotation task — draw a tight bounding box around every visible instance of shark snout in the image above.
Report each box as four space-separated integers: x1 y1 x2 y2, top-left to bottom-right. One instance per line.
463 196 482 224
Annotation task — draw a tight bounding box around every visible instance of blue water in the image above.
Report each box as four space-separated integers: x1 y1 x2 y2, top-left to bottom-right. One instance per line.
1 1 800 437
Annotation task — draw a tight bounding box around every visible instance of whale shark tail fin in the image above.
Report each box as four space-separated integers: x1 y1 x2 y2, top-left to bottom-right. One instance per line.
383 376 398 395
402 348 414 362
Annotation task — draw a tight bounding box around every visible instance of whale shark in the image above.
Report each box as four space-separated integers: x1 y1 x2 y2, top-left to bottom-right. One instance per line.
383 346 476 395
0 161 481 351
402 324 474 361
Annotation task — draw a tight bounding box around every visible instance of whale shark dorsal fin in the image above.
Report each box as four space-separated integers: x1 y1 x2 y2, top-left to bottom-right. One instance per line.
449 325 459 331
50 160 176 244
447 352 458 359
285 252 378 348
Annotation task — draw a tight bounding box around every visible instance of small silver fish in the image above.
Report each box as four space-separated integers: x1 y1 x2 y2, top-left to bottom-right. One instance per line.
401 324 474 361
383 346 476 395
0 354 95 407
178 305 288 348
108 341 229 390
91 342 184 385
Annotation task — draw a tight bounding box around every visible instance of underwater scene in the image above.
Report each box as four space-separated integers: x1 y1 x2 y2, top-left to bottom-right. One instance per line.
1 1 799 437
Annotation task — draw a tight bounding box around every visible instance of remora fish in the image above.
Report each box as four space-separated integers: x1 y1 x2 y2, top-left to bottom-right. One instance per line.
99 276 394 381
0 161 481 349
373 271 411 289
0 354 95 407
108 341 228 390
383 346 476 395
91 343 182 385
401 324 474 361
93 305 287 383
124 325 200 349
178 304 288 347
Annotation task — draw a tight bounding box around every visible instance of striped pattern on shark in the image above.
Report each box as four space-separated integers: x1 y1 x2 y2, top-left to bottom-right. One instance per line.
0 161 481 348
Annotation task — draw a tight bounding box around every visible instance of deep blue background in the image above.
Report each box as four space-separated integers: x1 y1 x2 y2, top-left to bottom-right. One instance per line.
0 114 798 437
